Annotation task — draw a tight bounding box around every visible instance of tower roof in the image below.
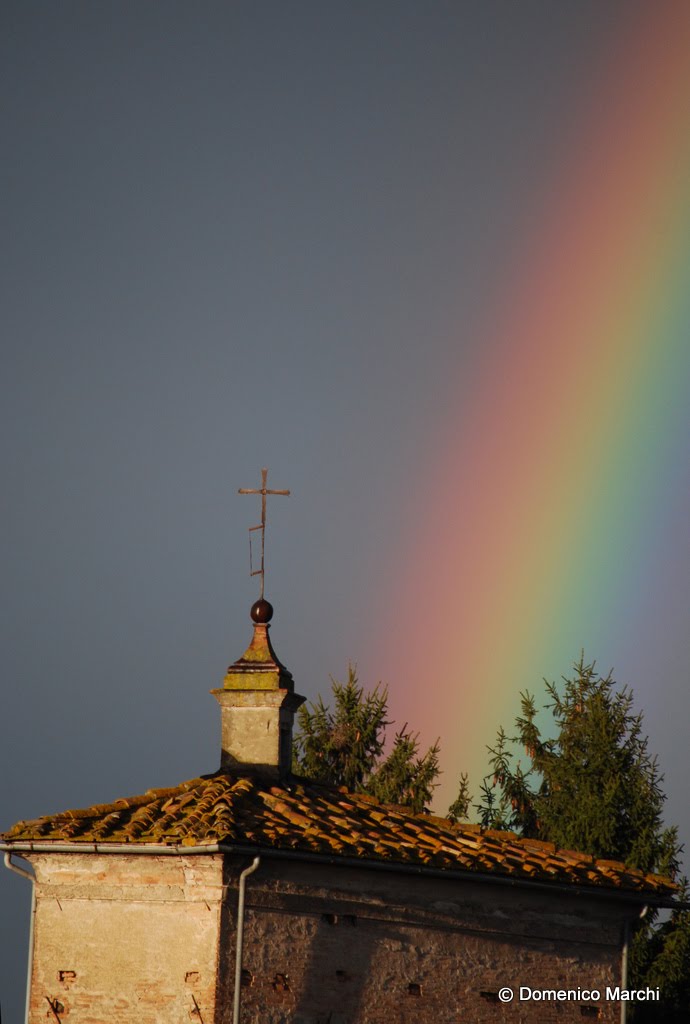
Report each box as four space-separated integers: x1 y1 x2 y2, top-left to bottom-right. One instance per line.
221 618 294 692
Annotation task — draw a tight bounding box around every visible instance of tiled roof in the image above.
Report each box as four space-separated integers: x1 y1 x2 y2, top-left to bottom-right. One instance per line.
1 771 675 896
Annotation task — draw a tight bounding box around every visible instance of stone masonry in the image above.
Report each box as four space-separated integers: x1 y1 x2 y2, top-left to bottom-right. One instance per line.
24 850 641 1023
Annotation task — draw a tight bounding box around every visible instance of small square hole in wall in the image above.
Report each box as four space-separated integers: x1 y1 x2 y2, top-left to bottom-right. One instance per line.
580 1008 600 1019
480 991 500 1003
241 969 253 988
408 983 422 997
322 912 357 926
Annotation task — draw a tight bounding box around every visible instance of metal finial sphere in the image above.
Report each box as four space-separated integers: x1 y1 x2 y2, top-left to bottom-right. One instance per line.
251 598 274 624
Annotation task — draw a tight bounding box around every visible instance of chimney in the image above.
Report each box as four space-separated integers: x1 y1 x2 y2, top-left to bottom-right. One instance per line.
211 598 305 780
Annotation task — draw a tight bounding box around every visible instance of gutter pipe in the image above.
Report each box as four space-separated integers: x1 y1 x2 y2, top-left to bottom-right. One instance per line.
4 853 36 1024
620 904 648 1024
233 856 260 1024
2 840 685 910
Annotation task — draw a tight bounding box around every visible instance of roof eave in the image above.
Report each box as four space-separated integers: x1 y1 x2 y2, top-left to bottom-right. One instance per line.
1 839 680 909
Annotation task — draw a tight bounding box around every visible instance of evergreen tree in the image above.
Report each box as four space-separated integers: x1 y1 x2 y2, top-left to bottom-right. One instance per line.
293 665 440 813
292 665 388 792
447 772 472 824
477 654 689 1018
630 877 690 1023
369 727 440 814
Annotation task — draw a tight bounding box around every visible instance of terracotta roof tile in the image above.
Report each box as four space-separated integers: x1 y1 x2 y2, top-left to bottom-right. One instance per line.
1 771 676 897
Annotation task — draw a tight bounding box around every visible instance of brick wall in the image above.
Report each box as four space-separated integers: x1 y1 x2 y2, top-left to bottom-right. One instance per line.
25 852 639 1023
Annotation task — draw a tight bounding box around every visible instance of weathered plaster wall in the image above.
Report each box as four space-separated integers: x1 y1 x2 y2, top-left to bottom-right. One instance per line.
28 854 223 1024
219 859 632 1024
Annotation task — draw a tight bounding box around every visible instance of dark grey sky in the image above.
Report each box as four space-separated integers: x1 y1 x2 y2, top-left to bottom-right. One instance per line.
5 2 688 1018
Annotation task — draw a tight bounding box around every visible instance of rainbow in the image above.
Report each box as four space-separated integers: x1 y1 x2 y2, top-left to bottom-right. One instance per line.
365 4 690 813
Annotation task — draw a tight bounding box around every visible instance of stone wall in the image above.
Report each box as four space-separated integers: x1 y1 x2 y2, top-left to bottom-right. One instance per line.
218 858 633 1024
25 852 639 1023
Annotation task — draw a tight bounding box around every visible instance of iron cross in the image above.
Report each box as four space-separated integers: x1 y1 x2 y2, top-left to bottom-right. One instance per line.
238 468 290 598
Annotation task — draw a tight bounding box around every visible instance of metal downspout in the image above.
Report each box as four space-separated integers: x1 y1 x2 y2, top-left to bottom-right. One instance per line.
4 853 36 1024
621 904 648 1024
620 920 629 1024
233 856 260 1024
